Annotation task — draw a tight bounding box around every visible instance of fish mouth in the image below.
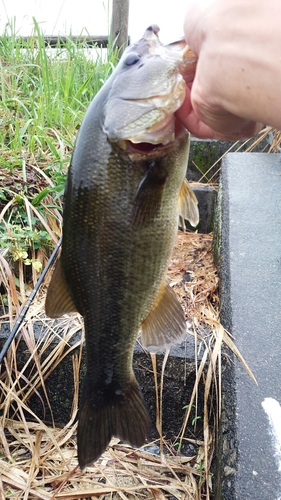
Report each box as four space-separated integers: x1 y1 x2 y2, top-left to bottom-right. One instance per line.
124 140 170 158
117 118 185 160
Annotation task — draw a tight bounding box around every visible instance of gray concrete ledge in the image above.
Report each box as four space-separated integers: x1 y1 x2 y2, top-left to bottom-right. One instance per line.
214 152 281 499
187 137 270 183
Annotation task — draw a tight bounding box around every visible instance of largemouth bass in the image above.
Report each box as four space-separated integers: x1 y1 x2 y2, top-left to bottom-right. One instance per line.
45 25 199 469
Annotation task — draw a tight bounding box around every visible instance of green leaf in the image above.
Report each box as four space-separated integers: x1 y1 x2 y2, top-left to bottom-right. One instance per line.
31 187 51 206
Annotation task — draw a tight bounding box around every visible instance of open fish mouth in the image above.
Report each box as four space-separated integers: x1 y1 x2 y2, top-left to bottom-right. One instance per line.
116 116 185 160
117 139 173 160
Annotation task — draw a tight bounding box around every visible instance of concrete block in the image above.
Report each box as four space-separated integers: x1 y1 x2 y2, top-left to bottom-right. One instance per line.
192 185 216 234
214 152 281 499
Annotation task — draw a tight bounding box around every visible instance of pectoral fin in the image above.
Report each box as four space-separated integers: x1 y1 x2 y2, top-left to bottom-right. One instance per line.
141 282 187 352
45 258 77 318
178 178 199 228
131 162 168 228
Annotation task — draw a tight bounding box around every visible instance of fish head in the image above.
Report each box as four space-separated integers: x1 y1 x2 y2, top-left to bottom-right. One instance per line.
103 25 197 150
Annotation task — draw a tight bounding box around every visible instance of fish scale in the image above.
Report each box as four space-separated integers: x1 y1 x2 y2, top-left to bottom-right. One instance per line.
45 25 199 469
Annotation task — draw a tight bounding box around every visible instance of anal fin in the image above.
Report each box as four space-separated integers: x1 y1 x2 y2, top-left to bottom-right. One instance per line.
141 282 187 352
45 258 77 318
178 178 199 228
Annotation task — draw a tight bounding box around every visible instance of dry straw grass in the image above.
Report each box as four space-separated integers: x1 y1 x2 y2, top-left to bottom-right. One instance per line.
0 228 255 500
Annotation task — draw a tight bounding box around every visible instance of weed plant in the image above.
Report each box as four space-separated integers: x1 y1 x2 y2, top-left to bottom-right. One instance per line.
0 18 118 292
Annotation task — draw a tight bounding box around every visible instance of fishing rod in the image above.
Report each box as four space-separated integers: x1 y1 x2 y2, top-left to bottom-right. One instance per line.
0 237 62 364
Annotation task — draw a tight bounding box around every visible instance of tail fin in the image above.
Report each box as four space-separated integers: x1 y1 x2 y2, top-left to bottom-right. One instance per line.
77 376 150 469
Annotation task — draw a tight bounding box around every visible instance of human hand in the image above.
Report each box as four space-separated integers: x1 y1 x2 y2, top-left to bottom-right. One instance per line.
176 82 262 140
177 0 281 139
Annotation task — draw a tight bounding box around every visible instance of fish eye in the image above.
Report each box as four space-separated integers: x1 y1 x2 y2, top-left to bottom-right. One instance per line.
124 52 141 66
